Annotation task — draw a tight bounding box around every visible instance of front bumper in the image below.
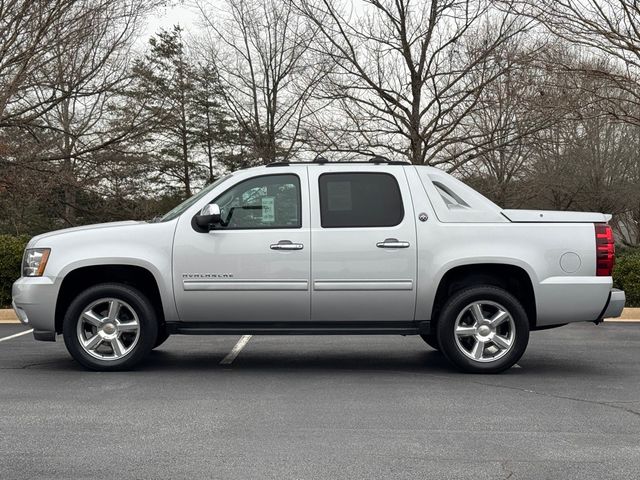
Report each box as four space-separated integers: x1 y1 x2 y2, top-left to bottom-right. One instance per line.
602 288 625 319
11 299 29 324
11 276 59 337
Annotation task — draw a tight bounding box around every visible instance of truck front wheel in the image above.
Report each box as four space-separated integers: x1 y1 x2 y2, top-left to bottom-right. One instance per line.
436 286 529 373
419 334 440 350
62 283 158 371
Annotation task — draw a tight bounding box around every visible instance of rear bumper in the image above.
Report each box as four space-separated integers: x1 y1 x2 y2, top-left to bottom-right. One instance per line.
536 276 616 326
602 288 625 319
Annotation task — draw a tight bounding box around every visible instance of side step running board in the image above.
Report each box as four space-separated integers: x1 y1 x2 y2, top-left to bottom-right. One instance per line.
167 321 431 336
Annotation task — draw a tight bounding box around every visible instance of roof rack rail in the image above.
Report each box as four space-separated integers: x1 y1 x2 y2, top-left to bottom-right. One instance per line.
266 161 290 167
266 156 410 167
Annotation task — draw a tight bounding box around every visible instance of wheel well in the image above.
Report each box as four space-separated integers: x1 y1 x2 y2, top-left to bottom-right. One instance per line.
55 265 164 333
431 264 536 329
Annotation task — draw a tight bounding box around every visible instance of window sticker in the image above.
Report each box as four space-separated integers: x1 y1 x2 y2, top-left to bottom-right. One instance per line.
261 196 275 223
327 181 352 211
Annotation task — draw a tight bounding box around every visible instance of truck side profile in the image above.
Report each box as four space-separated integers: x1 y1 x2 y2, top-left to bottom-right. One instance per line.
12 159 625 373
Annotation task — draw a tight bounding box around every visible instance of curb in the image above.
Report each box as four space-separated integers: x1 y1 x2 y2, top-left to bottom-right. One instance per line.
0 310 19 324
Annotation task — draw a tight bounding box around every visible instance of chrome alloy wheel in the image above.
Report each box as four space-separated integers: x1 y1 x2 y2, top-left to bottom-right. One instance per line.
453 301 516 363
76 298 141 361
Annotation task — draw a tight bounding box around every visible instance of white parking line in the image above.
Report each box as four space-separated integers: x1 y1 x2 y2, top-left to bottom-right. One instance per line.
220 335 252 365
513 364 522 369
0 329 34 343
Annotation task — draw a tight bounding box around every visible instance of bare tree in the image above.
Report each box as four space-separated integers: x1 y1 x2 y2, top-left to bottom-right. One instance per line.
513 0 640 126
614 122 640 246
1 0 155 226
296 0 533 167
504 50 639 218
37 0 153 224
195 0 323 164
0 1 150 130
460 41 583 207
0 0 75 127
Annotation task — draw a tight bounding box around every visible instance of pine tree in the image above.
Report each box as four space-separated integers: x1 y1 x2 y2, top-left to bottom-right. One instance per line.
130 26 197 197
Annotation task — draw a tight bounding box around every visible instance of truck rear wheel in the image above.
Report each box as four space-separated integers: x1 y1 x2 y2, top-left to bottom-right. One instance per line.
62 283 158 371
436 286 529 373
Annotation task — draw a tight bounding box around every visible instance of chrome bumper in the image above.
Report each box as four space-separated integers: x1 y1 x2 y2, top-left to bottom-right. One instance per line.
603 288 625 319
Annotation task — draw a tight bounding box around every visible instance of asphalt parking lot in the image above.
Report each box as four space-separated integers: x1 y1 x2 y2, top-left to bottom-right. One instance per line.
1 322 639 480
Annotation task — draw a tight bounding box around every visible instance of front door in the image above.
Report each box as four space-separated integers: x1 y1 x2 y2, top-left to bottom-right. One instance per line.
172 167 310 322
309 166 417 322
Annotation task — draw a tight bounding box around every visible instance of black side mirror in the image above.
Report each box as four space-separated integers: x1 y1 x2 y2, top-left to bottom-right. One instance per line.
195 203 221 231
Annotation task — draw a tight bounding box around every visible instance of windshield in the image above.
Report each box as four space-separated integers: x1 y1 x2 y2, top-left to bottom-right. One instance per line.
157 175 231 222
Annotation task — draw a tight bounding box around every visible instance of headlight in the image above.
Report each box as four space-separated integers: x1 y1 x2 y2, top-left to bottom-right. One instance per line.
22 248 50 277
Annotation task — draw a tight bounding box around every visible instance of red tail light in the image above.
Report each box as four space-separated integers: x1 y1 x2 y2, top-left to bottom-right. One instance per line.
595 223 615 276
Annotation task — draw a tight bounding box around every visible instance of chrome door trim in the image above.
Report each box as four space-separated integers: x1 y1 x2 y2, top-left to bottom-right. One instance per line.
183 280 309 291
313 280 413 291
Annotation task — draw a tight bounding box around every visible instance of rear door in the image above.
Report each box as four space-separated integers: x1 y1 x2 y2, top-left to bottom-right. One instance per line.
309 165 417 322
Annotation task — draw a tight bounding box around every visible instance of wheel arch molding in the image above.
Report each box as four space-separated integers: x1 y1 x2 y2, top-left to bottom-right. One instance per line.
430 262 537 329
55 263 166 334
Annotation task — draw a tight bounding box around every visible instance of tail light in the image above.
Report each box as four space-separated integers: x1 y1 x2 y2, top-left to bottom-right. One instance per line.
595 223 615 276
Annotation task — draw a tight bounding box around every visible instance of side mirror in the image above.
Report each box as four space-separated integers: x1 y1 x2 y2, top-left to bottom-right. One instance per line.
195 203 221 231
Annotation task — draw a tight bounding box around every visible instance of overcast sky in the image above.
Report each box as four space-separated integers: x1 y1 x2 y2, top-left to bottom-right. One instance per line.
142 2 201 43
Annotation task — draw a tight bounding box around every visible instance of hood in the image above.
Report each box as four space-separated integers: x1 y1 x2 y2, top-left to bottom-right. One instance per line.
28 221 145 247
502 209 611 223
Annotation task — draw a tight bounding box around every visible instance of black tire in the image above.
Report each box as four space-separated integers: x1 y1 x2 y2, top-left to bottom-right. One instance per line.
62 283 158 371
153 328 170 349
436 286 529 374
420 334 440 350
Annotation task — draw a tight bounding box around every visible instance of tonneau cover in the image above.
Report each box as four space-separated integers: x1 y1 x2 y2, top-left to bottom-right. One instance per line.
502 209 611 223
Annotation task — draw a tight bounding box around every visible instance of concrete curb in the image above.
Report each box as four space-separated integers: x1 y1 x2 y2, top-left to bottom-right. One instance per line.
1 308 640 324
615 307 640 321
0 309 19 324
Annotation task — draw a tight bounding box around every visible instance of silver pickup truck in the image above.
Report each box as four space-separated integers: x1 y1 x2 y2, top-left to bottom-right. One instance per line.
12 159 625 373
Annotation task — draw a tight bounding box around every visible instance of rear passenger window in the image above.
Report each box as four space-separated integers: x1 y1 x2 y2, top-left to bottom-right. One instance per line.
319 173 404 228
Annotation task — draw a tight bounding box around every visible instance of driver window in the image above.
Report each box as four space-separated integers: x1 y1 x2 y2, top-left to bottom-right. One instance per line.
212 174 301 229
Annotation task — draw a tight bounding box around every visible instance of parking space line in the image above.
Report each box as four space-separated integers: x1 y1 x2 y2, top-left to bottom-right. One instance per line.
0 329 34 343
220 335 252 365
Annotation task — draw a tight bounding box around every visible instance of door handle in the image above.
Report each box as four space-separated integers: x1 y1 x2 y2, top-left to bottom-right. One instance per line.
270 240 304 251
376 238 410 249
